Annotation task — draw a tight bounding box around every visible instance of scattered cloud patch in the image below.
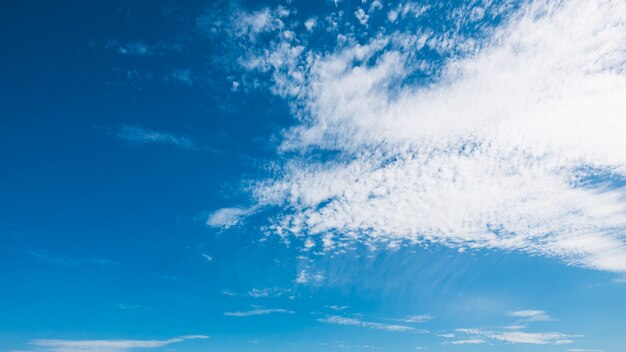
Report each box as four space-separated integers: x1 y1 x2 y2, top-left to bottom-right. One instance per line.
241 0 626 274
295 269 324 284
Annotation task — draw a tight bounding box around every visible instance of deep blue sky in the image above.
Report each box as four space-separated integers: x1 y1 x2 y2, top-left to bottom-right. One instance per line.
2 1 626 351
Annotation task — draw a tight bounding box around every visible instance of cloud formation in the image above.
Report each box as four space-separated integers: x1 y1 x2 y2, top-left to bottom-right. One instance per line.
29 335 208 352
509 309 552 322
224 307 294 317
228 0 626 273
206 207 253 228
319 315 427 333
455 328 578 345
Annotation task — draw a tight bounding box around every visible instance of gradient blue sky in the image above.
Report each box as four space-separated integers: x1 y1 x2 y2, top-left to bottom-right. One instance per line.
2 0 626 351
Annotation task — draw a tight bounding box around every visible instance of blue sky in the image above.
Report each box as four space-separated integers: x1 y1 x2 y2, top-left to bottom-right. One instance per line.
1 0 626 351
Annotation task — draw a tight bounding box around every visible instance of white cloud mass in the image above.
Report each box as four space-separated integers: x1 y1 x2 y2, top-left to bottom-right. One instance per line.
235 0 626 273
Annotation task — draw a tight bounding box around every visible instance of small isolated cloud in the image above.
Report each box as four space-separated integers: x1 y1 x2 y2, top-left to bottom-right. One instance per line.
304 18 316 32
508 310 553 322
319 315 427 333
206 207 252 228
202 253 213 262
29 335 208 352
568 349 604 352
326 305 350 311
116 125 194 149
224 307 294 317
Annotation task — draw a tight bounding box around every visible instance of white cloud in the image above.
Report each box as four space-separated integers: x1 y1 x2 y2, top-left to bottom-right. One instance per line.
247 287 291 298
295 269 324 284
206 207 252 228
447 339 485 345
116 125 194 149
354 8 369 26
456 328 578 345
29 335 208 352
304 18 317 32
509 310 552 322
244 0 626 273
398 314 433 323
319 315 427 333
224 307 294 317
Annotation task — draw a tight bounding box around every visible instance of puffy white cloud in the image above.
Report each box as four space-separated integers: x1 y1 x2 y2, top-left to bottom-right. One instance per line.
242 0 626 273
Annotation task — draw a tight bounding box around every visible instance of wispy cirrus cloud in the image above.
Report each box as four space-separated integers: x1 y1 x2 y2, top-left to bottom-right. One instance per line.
116 125 194 149
29 335 208 352
224 306 294 317
396 314 433 323
508 310 552 322
318 315 428 333
445 338 485 345
454 328 579 345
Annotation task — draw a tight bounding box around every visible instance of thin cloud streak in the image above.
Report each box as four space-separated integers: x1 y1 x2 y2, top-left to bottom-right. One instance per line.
116 125 194 149
224 307 294 317
29 335 208 352
319 315 428 333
